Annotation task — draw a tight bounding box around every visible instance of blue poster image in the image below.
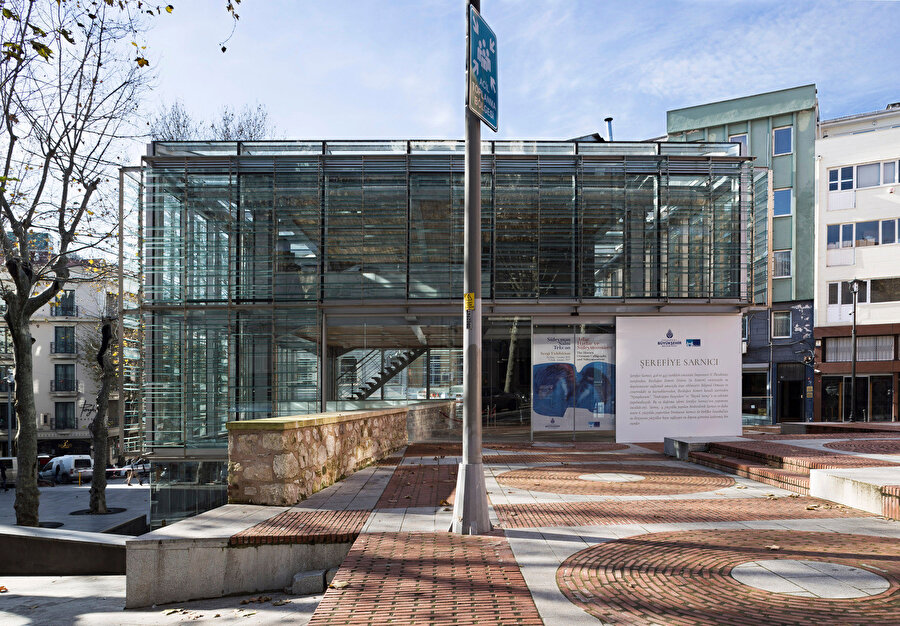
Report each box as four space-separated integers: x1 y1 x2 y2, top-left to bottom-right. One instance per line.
532 363 575 417
575 361 615 416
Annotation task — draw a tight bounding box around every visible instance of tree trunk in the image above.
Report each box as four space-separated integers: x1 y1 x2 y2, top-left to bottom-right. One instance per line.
11 317 39 526
89 323 114 514
504 317 519 393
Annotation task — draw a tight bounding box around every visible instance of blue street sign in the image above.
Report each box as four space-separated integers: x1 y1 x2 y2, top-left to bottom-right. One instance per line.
468 6 498 132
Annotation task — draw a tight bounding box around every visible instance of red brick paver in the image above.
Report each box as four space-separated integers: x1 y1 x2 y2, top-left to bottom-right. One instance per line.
708 441 900 471
557 530 900 626
495 496 865 528
376 464 458 508
404 443 462 457
308 531 543 625
489 441 629 452
824 439 900 454
496 463 734 496
229 509 370 546
483 453 665 464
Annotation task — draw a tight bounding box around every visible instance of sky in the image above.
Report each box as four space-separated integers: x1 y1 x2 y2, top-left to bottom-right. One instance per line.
140 0 900 144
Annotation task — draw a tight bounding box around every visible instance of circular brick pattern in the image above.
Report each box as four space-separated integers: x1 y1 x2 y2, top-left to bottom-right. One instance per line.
731 560 890 598
558 530 900 626
496 463 733 495
578 472 645 483
823 439 900 454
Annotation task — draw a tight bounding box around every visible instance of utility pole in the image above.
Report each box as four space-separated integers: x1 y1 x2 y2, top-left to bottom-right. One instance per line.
452 0 492 534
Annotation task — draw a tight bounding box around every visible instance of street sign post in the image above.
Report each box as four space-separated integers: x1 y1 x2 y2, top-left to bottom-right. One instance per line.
467 6 498 132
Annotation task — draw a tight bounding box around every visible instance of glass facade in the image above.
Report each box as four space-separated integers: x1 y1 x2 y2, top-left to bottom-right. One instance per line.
128 140 752 453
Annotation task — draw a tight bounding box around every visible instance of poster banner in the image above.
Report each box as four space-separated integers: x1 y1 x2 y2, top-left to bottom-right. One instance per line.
615 316 741 443
574 334 615 430
531 333 575 432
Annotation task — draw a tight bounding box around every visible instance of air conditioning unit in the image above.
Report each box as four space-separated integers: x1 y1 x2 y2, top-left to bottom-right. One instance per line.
741 340 748 354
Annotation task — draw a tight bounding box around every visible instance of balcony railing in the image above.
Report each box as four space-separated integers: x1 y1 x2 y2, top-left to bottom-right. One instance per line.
50 378 78 392
50 305 78 317
50 342 77 355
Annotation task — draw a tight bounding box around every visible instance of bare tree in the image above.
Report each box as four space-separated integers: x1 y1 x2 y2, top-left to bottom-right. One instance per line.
0 2 148 526
89 320 115 514
148 100 199 141
150 101 277 141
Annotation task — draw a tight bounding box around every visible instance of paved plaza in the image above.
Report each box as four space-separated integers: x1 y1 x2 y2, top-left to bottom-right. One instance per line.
2 432 900 624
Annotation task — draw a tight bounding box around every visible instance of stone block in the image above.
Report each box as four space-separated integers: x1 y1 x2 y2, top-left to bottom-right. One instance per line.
242 462 274 483
273 453 299 479
291 569 326 595
325 567 339 585
261 432 287 451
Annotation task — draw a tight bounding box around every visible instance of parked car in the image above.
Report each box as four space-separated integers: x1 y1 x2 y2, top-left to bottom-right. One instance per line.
117 457 150 478
39 455 93 484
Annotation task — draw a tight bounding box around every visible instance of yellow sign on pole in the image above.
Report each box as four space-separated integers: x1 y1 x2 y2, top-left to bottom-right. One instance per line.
464 293 475 310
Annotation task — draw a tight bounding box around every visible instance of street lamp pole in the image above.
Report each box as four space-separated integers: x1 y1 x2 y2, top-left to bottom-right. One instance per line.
848 279 860 422
452 0 490 535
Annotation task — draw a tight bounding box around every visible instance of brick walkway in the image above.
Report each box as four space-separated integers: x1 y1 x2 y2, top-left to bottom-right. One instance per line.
229 509 370 546
483 452 665 464
495 496 865 528
557 529 900 626
308 531 543 626
376 464 458 508
709 440 900 470
824 439 900 454
495 462 734 496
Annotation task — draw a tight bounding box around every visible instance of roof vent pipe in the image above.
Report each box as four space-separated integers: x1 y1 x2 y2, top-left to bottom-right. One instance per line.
604 117 614 142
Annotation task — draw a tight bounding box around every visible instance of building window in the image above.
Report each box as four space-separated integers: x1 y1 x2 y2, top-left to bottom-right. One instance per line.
53 326 75 354
825 336 894 362
773 127 792 155
826 223 854 249
729 133 748 156
773 188 792 216
0 327 11 355
54 402 76 429
772 311 791 338
871 277 900 303
856 163 881 188
773 250 791 278
51 290 77 317
884 161 896 185
828 280 869 305
882 220 896 245
828 166 854 191
53 363 75 392
855 221 879 246
742 315 749 340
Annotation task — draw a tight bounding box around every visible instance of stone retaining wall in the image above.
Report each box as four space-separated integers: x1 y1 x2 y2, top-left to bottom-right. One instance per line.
227 402 453 506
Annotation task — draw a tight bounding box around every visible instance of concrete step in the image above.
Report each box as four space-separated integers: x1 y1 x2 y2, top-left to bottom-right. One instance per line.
689 451 810 495
809 467 900 517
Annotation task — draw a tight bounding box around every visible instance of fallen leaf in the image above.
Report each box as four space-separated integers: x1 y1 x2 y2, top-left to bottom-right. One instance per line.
734 485 747 490
272 600 290 606
766 544 781 550
788 493 800 498
164 608 181 615
806 504 819 510
329 581 350 589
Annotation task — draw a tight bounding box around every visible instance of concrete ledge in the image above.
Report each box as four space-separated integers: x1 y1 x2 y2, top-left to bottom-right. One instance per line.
810 467 900 515
0 524 127 575
664 436 744 461
226 407 413 431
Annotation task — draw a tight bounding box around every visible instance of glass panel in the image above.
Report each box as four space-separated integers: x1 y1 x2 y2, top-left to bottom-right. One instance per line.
882 220 896 245
883 161 896 185
773 188 791 216
870 376 893 421
494 159 539 297
828 169 838 191
827 337 851 362
828 282 838 305
857 163 880 188
827 224 839 249
855 221 878 246
822 376 842 421
772 311 791 338
728 134 748 156
841 223 853 247
773 250 791 278
840 166 853 190
773 127 792 155
871 277 900 303
841 281 852 306
858 281 868 303
581 161 624 298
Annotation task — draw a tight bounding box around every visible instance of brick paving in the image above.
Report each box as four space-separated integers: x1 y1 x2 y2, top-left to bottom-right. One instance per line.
229 509 370 546
495 496 865 528
744 432 900 440
404 442 462 457
557 529 900 626
824 439 900 454
708 441 900 471
376 464 458 508
488 441 629 452
496 462 734 496
308 531 543 626
483 452 665 464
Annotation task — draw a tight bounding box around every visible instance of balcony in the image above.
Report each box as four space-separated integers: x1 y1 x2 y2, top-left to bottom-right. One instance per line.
50 342 77 357
50 378 80 394
50 305 78 317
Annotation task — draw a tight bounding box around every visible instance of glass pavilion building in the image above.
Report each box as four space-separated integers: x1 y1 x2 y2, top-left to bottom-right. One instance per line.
120 139 754 524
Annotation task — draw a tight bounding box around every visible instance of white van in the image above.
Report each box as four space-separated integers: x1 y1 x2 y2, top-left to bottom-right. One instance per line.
39 455 93 484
